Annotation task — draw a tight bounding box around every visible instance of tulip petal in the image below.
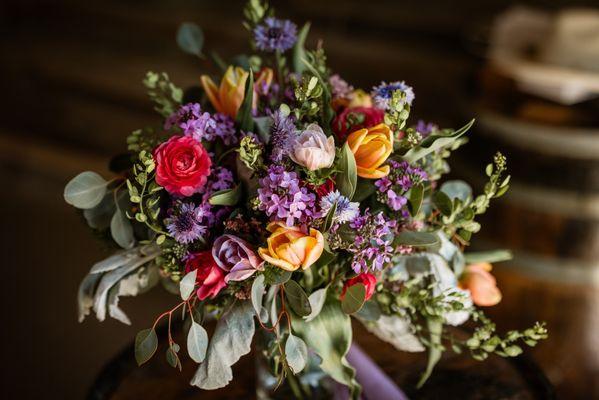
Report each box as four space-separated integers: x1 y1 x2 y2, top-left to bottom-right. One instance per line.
258 247 298 271
200 75 223 114
302 229 324 270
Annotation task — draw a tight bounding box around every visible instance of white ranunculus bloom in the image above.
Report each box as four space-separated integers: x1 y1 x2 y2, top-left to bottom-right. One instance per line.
289 123 335 171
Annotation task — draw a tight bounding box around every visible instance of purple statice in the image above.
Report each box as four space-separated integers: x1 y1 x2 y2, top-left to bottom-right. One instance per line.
415 120 438 137
348 210 397 273
165 202 210 244
375 160 427 217
253 18 297 53
329 74 354 100
269 109 297 163
204 113 238 145
257 165 317 227
371 81 415 111
165 103 216 141
319 190 360 224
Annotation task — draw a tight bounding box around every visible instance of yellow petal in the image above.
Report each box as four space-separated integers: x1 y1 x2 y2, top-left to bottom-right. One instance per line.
258 247 298 271
358 164 390 179
302 229 324 270
200 75 223 114
346 129 368 153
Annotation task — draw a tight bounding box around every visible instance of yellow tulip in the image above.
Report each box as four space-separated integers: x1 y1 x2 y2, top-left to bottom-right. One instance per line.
348 89 373 108
258 222 324 272
201 66 247 118
346 123 393 179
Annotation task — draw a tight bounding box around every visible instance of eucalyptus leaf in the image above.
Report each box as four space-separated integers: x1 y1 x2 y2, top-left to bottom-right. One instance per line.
285 280 312 317
110 209 135 249
135 328 158 366
354 300 381 321
464 250 513 264
304 287 327 322
433 191 453 216
187 321 209 363
83 193 115 229
208 185 241 206
403 119 474 163
292 22 310 74
285 333 308 374
166 345 182 370
177 22 204 57
191 302 255 390
352 178 376 203
236 69 254 132
180 269 197 301
251 274 266 320
441 180 472 202
64 171 108 209
395 231 439 247
291 300 361 399
336 143 357 199
341 283 366 314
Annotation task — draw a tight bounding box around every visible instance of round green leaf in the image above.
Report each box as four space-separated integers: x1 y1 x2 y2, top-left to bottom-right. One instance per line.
177 22 204 57
135 328 158 366
251 274 266 320
284 280 312 317
341 283 366 314
441 180 472 202
180 269 197 301
64 171 108 209
285 333 308 374
110 209 135 249
187 321 208 363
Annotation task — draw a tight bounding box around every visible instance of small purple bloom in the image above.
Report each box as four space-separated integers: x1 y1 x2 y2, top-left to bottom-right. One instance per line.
212 234 264 282
269 109 297 162
375 177 392 193
415 120 437 137
165 202 208 244
387 190 407 211
329 74 354 100
371 81 415 110
254 18 297 53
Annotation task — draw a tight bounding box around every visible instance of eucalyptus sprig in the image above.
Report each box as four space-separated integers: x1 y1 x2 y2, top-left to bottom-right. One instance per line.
143 71 183 117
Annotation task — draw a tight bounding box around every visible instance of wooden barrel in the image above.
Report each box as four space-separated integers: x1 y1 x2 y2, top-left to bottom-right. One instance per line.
88 322 553 400
456 89 599 399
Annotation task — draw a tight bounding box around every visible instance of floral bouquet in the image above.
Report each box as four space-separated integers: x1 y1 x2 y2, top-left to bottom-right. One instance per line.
64 1 546 398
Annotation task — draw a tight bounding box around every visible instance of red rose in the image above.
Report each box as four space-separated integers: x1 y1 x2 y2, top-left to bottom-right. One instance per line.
332 107 384 140
185 251 227 300
341 273 377 301
154 135 211 197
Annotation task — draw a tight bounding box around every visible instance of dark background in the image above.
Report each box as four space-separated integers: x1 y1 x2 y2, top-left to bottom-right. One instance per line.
1 0 597 399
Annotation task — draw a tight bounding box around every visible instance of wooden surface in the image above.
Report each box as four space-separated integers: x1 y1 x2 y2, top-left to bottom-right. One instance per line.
89 323 554 400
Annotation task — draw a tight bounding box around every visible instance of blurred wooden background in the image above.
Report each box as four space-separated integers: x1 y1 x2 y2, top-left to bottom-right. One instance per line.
1 0 597 399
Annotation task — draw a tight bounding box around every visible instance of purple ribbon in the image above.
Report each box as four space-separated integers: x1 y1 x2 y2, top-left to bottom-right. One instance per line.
333 343 409 400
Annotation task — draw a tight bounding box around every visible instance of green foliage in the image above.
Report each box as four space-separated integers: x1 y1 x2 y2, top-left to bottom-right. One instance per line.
402 119 474 164
284 280 312 317
135 328 158 366
177 22 204 58
187 321 209 363
209 185 242 206
293 75 323 121
341 283 366 314
263 265 292 285
64 171 108 209
394 231 439 247
236 69 255 131
243 0 269 30
285 333 308 374
143 71 183 117
237 135 265 171
111 208 135 249
179 270 197 301
251 274 267 322
292 23 311 74
166 342 182 370
384 89 411 132
464 249 513 264
335 143 357 200
304 287 327 322
127 127 165 153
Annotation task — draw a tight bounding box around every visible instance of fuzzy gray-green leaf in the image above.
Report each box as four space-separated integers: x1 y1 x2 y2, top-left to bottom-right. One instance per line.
285 333 308 374
110 209 135 249
187 321 208 363
64 171 108 209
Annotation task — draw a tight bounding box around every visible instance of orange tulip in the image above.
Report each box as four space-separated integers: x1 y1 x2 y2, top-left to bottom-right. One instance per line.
459 263 502 307
201 66 247 118
346 123 393 179
258 222 324 272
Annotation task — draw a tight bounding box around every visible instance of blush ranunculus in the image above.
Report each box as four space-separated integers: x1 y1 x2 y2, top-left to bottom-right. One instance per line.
212 234 264 283
341 273 377 301
153 135 211 197
459 262 502 307
332 107 384 141
185 251 227 300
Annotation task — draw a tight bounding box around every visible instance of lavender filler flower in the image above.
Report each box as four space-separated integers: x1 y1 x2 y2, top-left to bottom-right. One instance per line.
165 104 238 145
371 81 415 111
257 165 317 226
254 18 297 53
375 160 427 217
349 210 397 273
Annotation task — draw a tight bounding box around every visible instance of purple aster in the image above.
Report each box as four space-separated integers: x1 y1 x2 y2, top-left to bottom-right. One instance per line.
371 81 415 110
257 165 317 226
254 18 297 53
319 190 360 223
415 120 437 137
269 109 297 162
165 202 208 244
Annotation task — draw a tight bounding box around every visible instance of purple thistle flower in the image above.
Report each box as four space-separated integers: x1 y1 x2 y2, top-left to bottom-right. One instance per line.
269 109 297 162
254 18 297 53
257 165 317 227
165 202 208 244
319 190 360 223
371 81 415 110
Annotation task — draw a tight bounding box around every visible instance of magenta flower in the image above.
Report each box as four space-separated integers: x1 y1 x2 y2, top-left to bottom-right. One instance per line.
212 234 264 282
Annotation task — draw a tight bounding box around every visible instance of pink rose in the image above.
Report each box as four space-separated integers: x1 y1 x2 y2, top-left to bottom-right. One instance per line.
185 251 227 300
332 107 384 141
212 234 264 283
341 273 377 301
153 135 211 197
